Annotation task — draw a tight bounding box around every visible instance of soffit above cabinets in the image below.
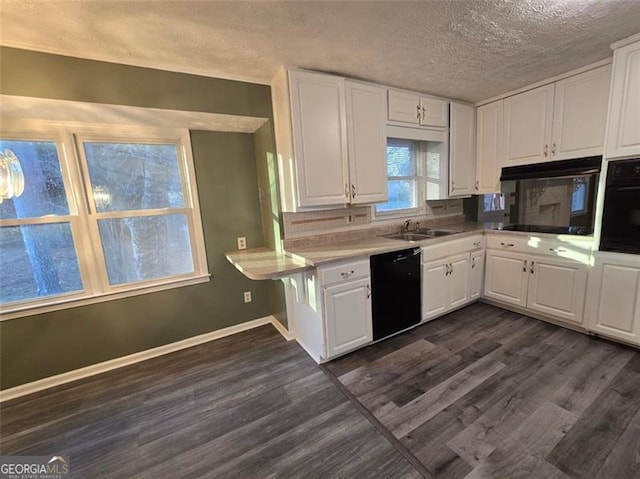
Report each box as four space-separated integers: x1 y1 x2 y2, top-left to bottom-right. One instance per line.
2 2 640 103
0 95 268 133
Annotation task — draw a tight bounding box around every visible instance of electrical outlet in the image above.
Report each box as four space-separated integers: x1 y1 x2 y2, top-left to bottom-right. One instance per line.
243 291 252 303
237 237 247 250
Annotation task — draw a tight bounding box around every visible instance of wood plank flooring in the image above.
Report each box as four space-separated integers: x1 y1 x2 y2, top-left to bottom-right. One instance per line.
324 302 640 479
4 303 640 478
0 326 421 478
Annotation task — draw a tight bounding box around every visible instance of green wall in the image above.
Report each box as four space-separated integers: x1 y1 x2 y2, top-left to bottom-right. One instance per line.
0 48 282 389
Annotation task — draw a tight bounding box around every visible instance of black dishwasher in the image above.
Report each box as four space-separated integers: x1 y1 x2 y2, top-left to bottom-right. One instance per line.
370 248 421 340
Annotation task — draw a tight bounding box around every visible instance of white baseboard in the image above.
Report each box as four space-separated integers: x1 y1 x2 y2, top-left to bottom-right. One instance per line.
0 315 293 403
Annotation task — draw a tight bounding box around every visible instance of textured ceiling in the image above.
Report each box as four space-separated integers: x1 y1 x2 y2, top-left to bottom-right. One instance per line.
1 1 640 103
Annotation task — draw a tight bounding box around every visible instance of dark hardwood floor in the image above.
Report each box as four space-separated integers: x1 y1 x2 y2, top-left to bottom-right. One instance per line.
324 302 640 479
0 326 421 478
4 303 640 478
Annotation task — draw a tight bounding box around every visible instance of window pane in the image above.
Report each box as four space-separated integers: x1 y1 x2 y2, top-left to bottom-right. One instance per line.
571 179 586 213
98 214 193 285
0 223 83 304
83 142 184 213
386 141 416 177
0 140 69 219
377 180 417 212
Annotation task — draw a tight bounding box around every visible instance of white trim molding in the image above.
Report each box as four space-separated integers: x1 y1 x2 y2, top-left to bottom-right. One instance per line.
0 315 292 402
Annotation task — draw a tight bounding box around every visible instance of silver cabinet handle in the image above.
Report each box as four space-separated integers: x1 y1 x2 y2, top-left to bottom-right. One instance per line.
530 261 535 274
475 180 479 191
344 183 349 199
351 184 356 199
500 242 515 248
523 259 527 272
544 144 548 157
416 104 421 120
340 270 354 278
473 241 481 247
472 258 476 269
421 106 426 121
549 247 566 253
451 180 455 191
551 143 556 156
366 284 371 298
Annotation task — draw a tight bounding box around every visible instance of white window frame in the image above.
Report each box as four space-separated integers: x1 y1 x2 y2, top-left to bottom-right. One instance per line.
0 121 209 320
372 139 426 220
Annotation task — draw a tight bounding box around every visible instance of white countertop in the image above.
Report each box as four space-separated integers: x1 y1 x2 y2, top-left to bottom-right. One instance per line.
226 223 595 280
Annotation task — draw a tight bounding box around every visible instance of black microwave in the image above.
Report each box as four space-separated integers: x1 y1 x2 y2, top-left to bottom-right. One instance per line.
600 157 640 254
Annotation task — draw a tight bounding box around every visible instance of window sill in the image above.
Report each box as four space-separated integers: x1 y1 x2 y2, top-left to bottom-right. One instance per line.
0 274 211 322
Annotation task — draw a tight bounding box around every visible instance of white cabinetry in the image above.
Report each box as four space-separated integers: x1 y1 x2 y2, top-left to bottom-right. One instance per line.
476 100 503 194
449 102 476 196
503 84 555 167
587 252 640 345
501 66 611 168
272 70 387 211
320 259 373 358
484 236 589 326
470 250 485 301
606 38 640 159
388 90 448 128
421 235 483 321
345 81 388 203
552 65 611 160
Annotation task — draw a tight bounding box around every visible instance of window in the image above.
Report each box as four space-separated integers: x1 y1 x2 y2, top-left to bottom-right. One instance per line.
484 193 506 213
375 139 422 215
0 124 208 317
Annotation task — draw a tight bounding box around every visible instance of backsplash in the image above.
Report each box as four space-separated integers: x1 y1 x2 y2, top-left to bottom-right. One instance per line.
282 199 465 248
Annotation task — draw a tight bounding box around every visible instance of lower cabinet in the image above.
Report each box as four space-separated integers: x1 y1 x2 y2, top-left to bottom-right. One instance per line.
422 248 479 322
484 249 588 325
470 250 485 301
587 252 640 345
323 277 372 357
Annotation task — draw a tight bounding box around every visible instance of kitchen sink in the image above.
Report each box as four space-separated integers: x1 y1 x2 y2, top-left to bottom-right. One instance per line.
415 228 462 237
384 232 433 242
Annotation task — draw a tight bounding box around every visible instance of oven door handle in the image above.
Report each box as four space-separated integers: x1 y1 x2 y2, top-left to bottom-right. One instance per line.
607 186 640 192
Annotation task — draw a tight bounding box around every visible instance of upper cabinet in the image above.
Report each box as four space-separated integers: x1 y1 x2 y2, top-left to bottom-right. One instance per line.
272 70 387 212
552 64 612 160
345 81 388 204
606 38 640 159
501 66 612 168
449 102 476 196
503 84 555 167
388 90 448 128
476 100 504 194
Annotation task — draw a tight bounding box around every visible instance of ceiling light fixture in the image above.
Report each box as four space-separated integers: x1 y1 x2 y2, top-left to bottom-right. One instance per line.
0 149 25 204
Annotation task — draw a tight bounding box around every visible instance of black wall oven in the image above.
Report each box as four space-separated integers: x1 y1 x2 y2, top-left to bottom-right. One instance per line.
600 158 640 254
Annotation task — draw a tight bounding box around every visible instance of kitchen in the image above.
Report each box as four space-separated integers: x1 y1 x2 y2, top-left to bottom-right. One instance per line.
3 1 637 478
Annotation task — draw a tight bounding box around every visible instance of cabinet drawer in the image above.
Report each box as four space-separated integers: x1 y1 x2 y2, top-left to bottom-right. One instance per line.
319 259 370 285
486 234 531 253
422 235 484 263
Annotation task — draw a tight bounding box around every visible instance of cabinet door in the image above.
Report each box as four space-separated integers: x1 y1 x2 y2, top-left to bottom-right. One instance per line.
606 40 640 159
503 84 554 167
422 259 449 321
449 103 476 196
324 277 372 357
588 254 640 344
289 71 349 207
484 250 528 307
552 65 611 160
420 97 449 128
470 250 485 301
526 256 588 324
476 100 503 194
346 82 388 204
388 90 420 124
448 253 471 309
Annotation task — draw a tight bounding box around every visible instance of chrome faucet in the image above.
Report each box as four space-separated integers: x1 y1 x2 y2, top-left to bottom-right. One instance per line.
402 220 412 232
